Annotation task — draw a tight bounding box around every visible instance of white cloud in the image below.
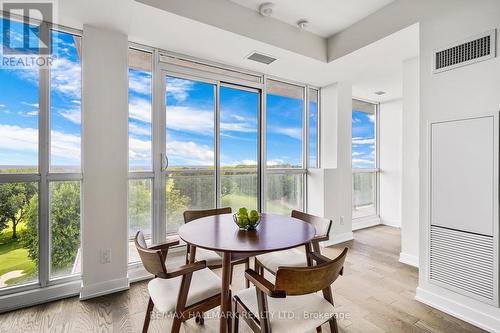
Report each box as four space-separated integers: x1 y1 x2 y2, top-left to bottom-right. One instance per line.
59 109 81 124
368 114 376 123
0 124 80 160
26 111 38 116
352 158 374 165
352 137 375 145
352 151 364 156
269 126 302 140
50 57 81 98
128 70 152 95
129 137 151 161
167 141 214 166
0 104 5 108
50 130 81 160
129 137 214 166
223 159 257 166
274 127 302 140
129 122 151 136
21 102 38 108
129 98 152 123
166 78 194 102
267 159 284 167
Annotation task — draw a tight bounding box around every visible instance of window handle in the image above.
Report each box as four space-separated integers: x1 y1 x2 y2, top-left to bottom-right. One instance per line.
161 153 169 171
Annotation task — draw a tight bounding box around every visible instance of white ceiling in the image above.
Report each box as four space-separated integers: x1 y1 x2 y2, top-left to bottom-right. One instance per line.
59 0 417 101
229 0 395 37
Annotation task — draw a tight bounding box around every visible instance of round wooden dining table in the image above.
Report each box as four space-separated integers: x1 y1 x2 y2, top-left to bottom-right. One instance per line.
178 213 316 333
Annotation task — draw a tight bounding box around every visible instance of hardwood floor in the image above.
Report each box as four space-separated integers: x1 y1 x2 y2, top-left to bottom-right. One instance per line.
0 226 485 333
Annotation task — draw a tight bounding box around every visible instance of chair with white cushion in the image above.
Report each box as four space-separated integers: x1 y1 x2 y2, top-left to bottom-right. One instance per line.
233 248 348 333
184 207 250 287
135 231 221 333
255 210 332 275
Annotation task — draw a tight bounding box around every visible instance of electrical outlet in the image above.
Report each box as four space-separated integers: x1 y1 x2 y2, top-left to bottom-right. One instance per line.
100 249 111 264
339 216 344 225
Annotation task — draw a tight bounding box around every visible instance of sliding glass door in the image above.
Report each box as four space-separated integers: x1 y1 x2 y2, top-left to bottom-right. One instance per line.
162 75 261 234
164 76 216 234
220 85 260 212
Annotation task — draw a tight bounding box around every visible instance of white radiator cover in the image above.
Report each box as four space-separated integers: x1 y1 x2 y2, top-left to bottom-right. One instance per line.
429 115 499 306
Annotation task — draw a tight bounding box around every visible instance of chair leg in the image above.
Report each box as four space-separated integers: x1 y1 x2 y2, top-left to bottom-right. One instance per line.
316 325 322 332
254 259 262 276
245 259 250 288
142 297 154 333
233 299 239 333
171 316 182 333
328 316 339 333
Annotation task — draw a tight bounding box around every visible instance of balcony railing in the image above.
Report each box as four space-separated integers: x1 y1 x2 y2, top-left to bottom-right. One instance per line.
352 169 378 219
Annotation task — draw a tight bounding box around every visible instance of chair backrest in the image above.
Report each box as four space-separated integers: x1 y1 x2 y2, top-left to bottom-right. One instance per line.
183 207 232 223
274 248 348 296
134 231 167 277
291 210 332 240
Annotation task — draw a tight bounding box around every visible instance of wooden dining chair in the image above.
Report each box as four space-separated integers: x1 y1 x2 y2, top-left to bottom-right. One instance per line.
233 248 347 333
184 207 250 287
135 231 222 333
255 210 332 275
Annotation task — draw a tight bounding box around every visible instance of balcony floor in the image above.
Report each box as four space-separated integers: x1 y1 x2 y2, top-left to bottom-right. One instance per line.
0 225 484 332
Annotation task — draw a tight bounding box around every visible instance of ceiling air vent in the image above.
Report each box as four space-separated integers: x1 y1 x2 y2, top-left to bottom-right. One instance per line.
246 52 277 65
433 29 496 73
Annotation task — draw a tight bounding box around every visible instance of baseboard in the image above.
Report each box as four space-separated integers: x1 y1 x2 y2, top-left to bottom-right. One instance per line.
416 287 500 333
320 231 354 247
0 280 81 313
352 216 381 231
399 252 419 268
381 219 401 228
80 277 129 300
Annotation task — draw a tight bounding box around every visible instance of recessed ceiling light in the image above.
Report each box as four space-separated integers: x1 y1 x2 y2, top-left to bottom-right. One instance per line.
259 3 274 17
374 91 386 95
297 19 309 29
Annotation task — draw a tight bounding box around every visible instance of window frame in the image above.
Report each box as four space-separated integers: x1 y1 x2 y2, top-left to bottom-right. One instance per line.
0 15 83 296
126 46 321 265
351 98 380 220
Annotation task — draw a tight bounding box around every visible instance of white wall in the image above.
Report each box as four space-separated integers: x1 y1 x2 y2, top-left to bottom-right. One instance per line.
400 57 419 267
378 99 403 228
308 82 353 244
417 2 500 331
81 25 129 299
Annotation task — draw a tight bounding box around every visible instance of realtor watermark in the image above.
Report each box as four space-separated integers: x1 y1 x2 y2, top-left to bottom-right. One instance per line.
149 310 351 321
1 0 57 68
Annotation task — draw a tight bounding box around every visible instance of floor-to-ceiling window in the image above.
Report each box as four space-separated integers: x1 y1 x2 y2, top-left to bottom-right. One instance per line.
352 99 379 219
127 49 319 259
0 18 82 292
127 47 153 263
265 79 306 214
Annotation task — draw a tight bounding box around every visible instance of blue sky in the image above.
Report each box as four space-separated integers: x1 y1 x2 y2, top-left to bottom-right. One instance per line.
0 19 81 170
128 74 306 169
0 18 310 171
352 110 376 168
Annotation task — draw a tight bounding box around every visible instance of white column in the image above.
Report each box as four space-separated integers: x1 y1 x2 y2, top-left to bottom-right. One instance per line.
81 25 129 299
400 57 419 267
308 82 353 245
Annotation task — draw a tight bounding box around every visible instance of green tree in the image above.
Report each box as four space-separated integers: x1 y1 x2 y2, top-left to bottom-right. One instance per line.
129 180 152 236
0 183 37 239
23 182 80 274
166 178 190 230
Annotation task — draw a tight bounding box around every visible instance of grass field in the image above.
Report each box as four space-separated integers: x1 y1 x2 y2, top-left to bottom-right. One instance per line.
0 222 36 286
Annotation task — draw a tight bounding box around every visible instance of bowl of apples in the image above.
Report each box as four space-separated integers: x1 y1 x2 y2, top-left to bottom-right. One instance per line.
233 207 261 231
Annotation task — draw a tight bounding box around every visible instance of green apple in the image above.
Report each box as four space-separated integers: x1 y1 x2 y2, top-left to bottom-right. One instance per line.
238 207 248 216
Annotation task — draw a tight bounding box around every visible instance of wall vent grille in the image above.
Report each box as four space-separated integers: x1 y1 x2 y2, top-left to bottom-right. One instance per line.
246 52 277 65
430 225 495 303
433 29 496 73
